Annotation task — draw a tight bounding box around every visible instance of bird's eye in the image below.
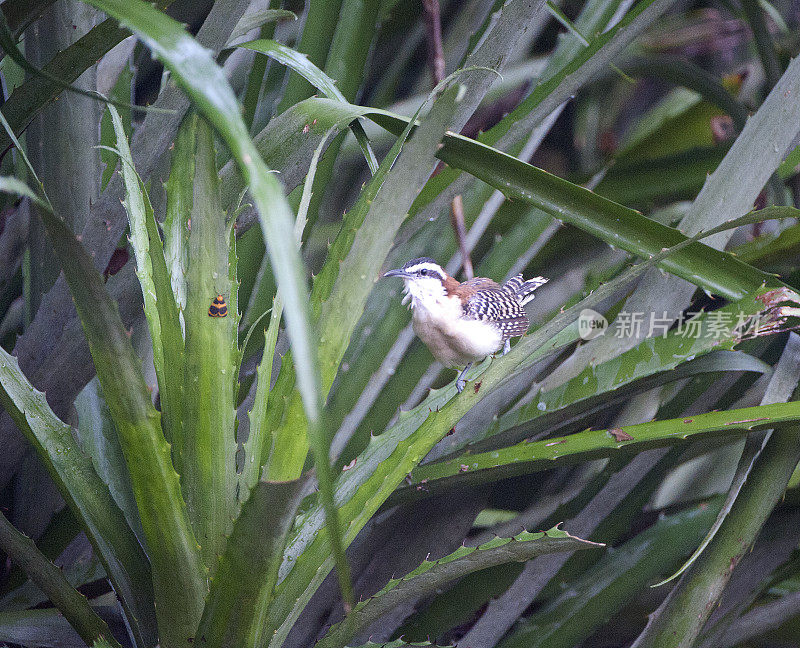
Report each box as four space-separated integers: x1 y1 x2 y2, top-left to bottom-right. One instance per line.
420 269 429 276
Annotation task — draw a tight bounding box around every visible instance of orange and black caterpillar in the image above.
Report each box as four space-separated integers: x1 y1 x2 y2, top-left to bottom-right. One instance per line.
208 294 228 318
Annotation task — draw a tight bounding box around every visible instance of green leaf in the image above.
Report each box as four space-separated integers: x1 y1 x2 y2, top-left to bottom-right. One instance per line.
498 501 721 648
0 176 51 211
264 213 800 647
247 97 784 301
400 399 800 497
0 511 122 648
239 39 348 101
226 9 296 46
241 127 334 495
195 478 305 648
0 349 156 647
316 526 602 648
652 333 800 586
75 2 322 537
33 202 206 648
180 116 239 569
629 347 800 648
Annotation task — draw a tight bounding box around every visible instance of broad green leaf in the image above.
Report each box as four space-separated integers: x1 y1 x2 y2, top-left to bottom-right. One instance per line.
180 116 238 568
110 104 186 507
0 349 156 647
264 215 800 648
400 399 800 497
317 527 602 648
0 511 121 648
196 479 305 648
75 2 323 534
498 501 721 648
34 203 206 648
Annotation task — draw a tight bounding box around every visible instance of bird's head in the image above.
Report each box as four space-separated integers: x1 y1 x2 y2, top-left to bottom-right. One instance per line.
383 258 449 306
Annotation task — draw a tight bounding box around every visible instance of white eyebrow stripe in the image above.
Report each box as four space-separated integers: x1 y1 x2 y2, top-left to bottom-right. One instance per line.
404 262 444 276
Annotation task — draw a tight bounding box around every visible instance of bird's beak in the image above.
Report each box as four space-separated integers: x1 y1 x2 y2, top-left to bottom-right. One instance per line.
383 268 408 279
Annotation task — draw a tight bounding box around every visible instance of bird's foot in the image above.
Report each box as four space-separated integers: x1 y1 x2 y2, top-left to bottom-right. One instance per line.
455 362 473 394
502 339 511 355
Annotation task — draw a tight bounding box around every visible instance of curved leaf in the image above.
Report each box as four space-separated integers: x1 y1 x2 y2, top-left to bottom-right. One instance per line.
0 349 156 647
0 511 121 648
316 526 602 648
400 399 800 497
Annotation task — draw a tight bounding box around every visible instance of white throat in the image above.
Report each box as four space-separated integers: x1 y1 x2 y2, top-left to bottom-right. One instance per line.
402 277 448 310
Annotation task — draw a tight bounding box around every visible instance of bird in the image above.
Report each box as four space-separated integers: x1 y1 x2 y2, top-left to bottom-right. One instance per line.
383 258 548 393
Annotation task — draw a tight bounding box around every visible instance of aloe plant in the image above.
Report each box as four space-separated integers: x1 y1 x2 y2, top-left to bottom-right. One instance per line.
2 1 800 647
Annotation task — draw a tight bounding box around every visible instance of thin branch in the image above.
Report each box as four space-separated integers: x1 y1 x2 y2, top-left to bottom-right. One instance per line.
450 194 474 279
422 0 446 85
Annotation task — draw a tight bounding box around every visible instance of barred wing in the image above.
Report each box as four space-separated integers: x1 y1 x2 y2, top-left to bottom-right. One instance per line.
463 289 530 340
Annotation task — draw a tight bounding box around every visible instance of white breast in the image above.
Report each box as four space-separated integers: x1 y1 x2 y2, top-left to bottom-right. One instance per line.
410 293 503 368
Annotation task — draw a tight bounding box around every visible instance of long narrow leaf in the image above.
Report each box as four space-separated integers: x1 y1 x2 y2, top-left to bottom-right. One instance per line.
76 0 323 520
180 116 239 567
195 479 305 648
34 205 206 648
317 527 602 648
0 349 156 647
0 511 122 648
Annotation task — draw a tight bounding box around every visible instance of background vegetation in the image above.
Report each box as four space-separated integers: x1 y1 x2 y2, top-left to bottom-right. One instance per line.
2 0 800 647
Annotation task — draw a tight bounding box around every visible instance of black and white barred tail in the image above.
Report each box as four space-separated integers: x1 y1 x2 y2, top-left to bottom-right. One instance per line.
502 275 548 306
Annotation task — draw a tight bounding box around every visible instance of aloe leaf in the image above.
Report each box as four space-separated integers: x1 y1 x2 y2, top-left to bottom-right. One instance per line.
196 478 305 648
317 527 602 648
108 106 164 399
242 97 784 300
74 379 144 546
652 333 800 586
399 399 800 496
75 0 322 518
0 511 122 648
162 113 194 329
629 350 800 648
179 116 239 568
459 291 776 455
110 104 187 492
498 501 721 648
34 202 206 647
0 349 156 647
241 127 333 495
265 211 800 646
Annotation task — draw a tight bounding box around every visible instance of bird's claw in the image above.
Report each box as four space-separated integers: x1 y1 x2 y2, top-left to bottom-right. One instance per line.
456 378 466 393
